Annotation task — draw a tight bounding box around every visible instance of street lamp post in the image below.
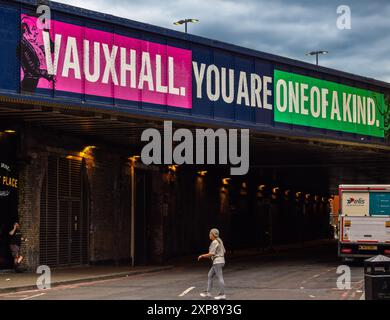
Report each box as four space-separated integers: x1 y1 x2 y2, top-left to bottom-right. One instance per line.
305 50 329 66
173 18 199 34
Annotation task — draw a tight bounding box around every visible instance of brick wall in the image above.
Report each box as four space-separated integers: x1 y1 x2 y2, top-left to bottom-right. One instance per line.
17 126 131 269
87 150 131 264
16 126 232 269
145 167 225 262
148 168 166 264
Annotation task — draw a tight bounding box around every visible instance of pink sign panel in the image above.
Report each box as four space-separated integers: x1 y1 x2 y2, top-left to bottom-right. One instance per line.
20 14 192 109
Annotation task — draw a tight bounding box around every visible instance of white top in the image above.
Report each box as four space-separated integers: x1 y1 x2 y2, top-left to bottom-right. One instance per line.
209 239 225 264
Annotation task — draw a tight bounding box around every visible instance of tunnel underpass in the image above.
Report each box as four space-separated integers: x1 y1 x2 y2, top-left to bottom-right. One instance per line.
1 102 390 267
129 127 390 263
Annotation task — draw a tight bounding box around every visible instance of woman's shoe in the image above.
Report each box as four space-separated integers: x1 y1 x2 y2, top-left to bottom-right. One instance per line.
200 292 212 298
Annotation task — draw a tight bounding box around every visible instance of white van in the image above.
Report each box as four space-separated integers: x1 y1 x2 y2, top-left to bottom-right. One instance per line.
338 185 390 261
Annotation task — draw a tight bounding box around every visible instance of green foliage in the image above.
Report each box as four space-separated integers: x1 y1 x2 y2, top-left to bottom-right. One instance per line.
377 93 390 141
384 94 390 141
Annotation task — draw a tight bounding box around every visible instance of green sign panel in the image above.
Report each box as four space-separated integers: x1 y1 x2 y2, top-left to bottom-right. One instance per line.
273 70 385 138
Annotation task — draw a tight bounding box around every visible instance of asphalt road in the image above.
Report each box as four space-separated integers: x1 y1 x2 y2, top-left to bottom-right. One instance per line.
0 242 365 300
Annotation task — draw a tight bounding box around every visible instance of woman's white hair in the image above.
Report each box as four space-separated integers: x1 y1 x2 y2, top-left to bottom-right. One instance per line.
210 228 220 238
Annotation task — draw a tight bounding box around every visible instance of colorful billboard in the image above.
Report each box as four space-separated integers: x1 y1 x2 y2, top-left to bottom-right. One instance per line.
274 70 385 137
0 4 384 142
20 14 192 109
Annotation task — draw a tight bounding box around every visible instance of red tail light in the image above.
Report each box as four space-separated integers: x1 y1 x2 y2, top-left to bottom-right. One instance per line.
384 250 390 255
341 248 352 254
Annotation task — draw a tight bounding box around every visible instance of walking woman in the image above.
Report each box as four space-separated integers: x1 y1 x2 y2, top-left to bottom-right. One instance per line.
198 228 226 300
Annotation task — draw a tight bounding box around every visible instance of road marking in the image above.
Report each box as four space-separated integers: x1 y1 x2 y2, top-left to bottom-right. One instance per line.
179 286 195 297
20 293 46 300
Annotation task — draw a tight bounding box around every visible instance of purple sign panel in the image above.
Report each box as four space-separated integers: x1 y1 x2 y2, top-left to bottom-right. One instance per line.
20 14 193 109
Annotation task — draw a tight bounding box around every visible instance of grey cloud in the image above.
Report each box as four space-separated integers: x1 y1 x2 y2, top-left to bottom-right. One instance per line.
55 0 390 83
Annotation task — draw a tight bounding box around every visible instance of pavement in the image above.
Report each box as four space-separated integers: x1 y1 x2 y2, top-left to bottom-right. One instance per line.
0 265 174 293
0 239 367 300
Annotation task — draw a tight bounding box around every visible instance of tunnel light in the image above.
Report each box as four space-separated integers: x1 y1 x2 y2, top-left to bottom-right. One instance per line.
4 130 16 134
222 178 231 185
66 155 83 161
79 146 96 159
129 155 140 162
81 145 96 152
129 156 140 167
168 165 178 172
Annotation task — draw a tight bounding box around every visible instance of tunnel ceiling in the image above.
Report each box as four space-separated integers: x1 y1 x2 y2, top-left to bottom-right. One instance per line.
0 102 390 171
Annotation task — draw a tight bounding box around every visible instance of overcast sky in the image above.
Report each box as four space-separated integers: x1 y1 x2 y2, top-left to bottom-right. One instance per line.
55 0 390 83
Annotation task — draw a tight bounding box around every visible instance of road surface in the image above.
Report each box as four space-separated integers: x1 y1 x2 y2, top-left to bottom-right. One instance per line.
0 241 364 300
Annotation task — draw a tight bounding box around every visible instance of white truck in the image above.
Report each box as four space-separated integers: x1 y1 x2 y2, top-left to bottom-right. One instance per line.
338 185 390 261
